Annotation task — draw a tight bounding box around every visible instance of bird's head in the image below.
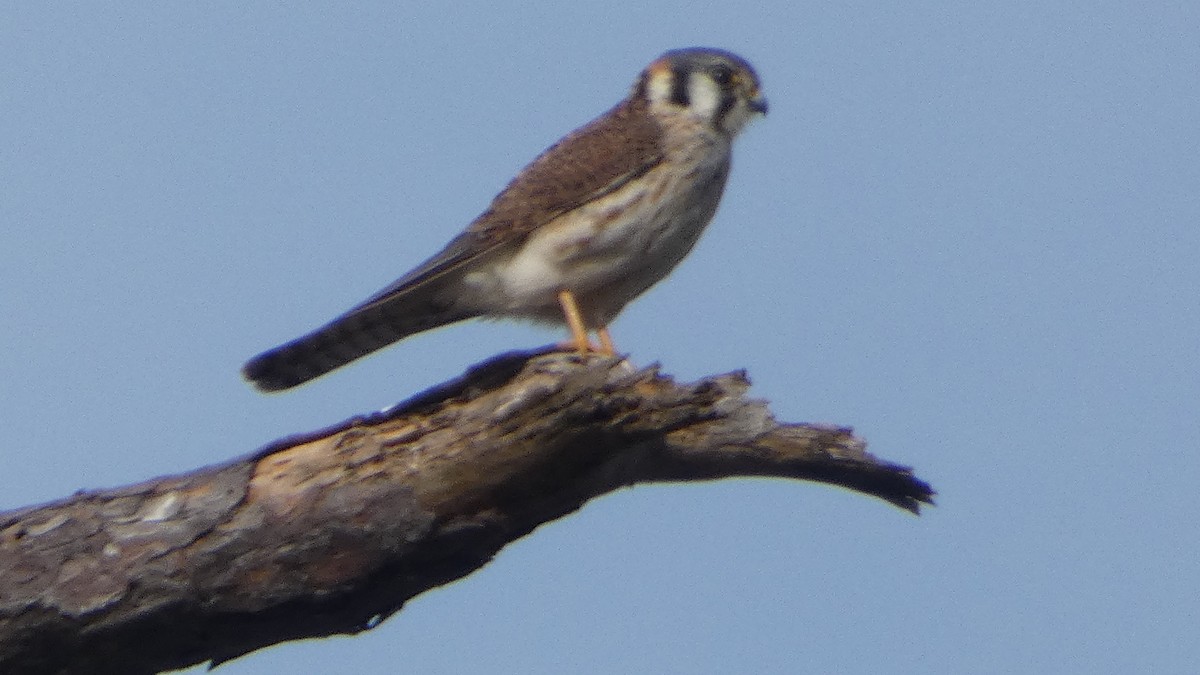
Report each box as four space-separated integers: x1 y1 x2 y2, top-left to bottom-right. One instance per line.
637 47 768 137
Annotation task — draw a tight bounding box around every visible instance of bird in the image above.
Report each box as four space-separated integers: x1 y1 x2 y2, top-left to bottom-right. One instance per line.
243 47 767 392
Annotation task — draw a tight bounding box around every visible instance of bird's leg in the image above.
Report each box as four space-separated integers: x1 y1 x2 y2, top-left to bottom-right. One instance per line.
557 289 591 355
597 327 616 355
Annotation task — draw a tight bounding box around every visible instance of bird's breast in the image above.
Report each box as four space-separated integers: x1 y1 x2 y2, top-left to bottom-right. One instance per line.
471 149 731 324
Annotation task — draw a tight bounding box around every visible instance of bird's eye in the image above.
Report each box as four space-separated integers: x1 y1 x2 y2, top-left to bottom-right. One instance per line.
710 65 734 87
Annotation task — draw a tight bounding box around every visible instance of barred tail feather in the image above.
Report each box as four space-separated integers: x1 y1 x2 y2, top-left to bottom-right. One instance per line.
243 294 472 392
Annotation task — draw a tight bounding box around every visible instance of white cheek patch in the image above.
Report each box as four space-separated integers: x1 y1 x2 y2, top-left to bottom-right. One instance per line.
686 75 723 120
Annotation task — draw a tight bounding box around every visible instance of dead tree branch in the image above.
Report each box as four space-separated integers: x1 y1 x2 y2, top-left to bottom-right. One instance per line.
0 350 934 674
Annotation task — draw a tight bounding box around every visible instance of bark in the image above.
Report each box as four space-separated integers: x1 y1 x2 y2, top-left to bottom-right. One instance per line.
0 349 934 674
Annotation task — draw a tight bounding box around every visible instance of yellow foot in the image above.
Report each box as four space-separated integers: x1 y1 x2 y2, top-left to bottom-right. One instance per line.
556 290 619 356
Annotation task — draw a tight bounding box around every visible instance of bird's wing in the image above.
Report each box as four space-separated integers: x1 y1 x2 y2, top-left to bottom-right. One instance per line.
351 97 665 313
244 98 664 391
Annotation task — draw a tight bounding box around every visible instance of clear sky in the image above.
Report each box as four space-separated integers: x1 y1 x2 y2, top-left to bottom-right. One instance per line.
3 3 1198 674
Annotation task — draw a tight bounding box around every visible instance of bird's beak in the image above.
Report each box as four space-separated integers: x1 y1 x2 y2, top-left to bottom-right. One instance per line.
749 96 768 115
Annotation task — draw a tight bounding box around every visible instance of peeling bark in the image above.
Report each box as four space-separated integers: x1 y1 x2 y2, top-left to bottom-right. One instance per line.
0 350 934 674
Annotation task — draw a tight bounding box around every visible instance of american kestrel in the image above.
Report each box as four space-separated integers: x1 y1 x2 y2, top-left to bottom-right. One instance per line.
244 47 766 391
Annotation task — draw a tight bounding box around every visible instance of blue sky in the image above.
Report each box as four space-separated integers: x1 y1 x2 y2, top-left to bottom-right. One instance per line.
3 3 1198 673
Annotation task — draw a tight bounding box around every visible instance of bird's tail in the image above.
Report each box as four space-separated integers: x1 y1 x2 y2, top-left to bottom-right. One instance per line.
243 292 473 392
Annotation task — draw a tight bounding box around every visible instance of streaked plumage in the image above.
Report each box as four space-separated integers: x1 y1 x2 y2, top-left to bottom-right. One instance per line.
244 47 766 391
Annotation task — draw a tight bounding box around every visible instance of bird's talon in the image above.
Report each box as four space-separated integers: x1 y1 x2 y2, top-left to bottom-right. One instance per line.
553 339 605 355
